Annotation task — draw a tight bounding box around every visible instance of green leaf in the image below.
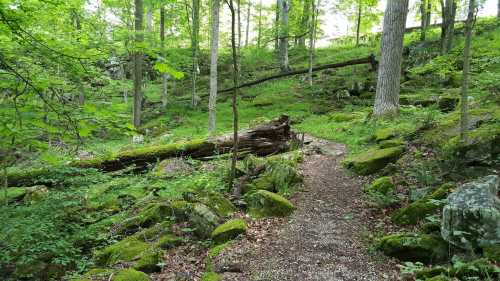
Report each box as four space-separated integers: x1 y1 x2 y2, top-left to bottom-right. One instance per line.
153 62 184 79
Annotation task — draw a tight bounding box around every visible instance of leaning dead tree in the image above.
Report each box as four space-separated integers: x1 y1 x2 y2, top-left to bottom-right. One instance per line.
7 116 295 186
218 55 377 94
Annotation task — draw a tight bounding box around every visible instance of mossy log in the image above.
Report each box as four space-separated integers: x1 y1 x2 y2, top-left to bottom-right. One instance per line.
7 116 294 186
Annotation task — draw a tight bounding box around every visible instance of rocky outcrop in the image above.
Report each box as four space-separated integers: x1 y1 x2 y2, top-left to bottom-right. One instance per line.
441 175 500 249
344 146 405 175
244 190 295 218
378 233 448 264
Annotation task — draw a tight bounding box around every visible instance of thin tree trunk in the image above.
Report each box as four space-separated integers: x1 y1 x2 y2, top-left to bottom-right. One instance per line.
441 0 457 54
258 0 263 48
208 0 220 135
460 0 476 144
278 0 290 72
228 0 240 193
299 0 310 48
160 6 168 107
3 165 7 206
147 9 153 33
373 0 409 118
133 0 144 128
420 0 428 41
238 0 242 51
497 0 500 18
275 0 280 51
355 1 362 47
245 0 251 46
73 10 85 106
308 0 319 86
192 0 200 107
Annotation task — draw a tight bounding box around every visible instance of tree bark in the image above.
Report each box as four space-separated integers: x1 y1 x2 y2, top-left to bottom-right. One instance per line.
460 0 476 144
160 6 169 108
208 0 220 135
497 0 500 18
420 0 429 41
275 0 280 51
146 9 153 33
373 0 409 118
308 0 320 86
278 0 290 72
228 0 240 190
299 0 311 48
245 0 251 46
355 1 362 47
133 0 144 128
258 0 263 48
441 0 457 54
191 0 200 107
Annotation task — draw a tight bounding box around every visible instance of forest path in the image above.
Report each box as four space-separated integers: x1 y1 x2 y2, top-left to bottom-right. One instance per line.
213 138 398 281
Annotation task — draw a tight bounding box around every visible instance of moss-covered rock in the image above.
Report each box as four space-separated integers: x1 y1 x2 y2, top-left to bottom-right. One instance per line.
0 187 27 203
392 183 453 226
188 203 220 238
169 200 192 221
119 203 171 233
201 271 221 281
364 177 395 195
378 233 448 264
133 249 162 273
378 139 406 149
328 112 358 122
155 234 184 249
211 219 247 243
437 96 458 113
94 236 149 266
344 146 405 175
374 128 398 142
483 244 500 262
245 190 295 218
243 175 275 194
153 158 193 178
113 269 151 281
184 190 236 217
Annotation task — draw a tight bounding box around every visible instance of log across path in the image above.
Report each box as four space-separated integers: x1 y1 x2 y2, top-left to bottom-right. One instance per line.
210 138 398 281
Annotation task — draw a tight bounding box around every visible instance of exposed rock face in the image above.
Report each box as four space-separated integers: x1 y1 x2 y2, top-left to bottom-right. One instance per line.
244 190 295 218
378 233 448 264
441 175 500 249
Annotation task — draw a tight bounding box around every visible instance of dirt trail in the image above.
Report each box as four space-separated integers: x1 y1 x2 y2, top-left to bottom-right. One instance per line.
213 139 398 281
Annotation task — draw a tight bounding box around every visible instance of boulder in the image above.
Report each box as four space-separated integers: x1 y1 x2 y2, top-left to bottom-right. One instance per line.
113 269 151 281
378 139 406 149
153 158 193 178
133 249 162 273
155 234 184 249
94 236 150 266
245 190 295 218
183 190 236 217
344 146 405 175
441 175 500 249
188 203 220 238
392 183 453 226
364 177 395 195
0 187 27 203
374 128 397 142
211 219 247 243
119 203 171 233
378 233 448 264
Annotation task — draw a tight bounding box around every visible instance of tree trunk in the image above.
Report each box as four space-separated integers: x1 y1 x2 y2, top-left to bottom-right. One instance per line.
191 0 200 107
228 0 240 191
208 0 220 135
299 0 311 48
245 0 251 46
497 0 500 18
146 9 153 33
278 0 290 72
441 0 457 54
308 0 319 86
258 0 263 48
3 165 7 206
373 0 409 118
355 1 362 47
160 6 168 107
238 0 242 51
133 0 144 128
275 0 280 51
460 0 476 144
420 0 428 41
74 11 85 106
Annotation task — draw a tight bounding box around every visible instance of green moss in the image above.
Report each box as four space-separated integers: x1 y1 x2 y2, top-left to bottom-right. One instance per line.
378 138 406 149
364 176 395 195
201 271 221 281
0 187 27 203
119 203 170 232
374 128 398 142
424 275 451 281
94 236 150 266
415 266 448 279
450 258 500 280
392 183 453 225
378 233 448 264
483 244 500 262
211 219 247 243
245 190 295 218
133 249 162 273
113 269 151 281
208 241 232 259
169 200 192 221
328 112 359 122
187 191 236 217
155 234 184 249
344 146 405 175
243 175 274 193
116 139 209 159
188 203 220 238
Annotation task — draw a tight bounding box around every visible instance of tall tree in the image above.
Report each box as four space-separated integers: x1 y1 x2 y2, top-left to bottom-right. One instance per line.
298 0 311 48
308 0 320 85
440 0 457 54
191 0 200 107
336 0 379 47
460 0 476 143
420 0 432 41
245 0 251 46
208 0 220 135
373 0 409 117
160 5 168 107
133 0 144 128
278 0 290 71
257 0 263 48
497 0 499 18
275 0 280 51
228 0 240 192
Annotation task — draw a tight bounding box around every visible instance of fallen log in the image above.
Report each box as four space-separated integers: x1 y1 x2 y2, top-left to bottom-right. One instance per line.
217 55 378 94
7 115 294 187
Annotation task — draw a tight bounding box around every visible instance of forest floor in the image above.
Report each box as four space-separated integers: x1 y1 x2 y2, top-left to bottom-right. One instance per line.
207 138 400 281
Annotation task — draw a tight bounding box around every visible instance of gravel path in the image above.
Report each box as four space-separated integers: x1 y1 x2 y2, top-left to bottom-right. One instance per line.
213 139 399 281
